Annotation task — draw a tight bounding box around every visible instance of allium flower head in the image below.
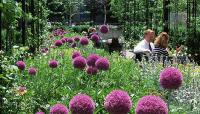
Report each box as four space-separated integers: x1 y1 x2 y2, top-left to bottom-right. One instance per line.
69 94 95 114
67 38 74 43
80 37 89 46
41 48 48 53
72 51 81 59
86 67 98 75
35 111 45 114
104 90 132 114
49 60 58 68
61 38 66 43
100 25 109 34
95 57 110 70
160 67 183 89
51 45 57 49
91 34 100 43
28 67 37 75
135 95 168 114
16 61 26 70
17 86 27 95
74 36 80 42
55 40 63 46
50 103 69 114
72 56 86 70
87 54 100 66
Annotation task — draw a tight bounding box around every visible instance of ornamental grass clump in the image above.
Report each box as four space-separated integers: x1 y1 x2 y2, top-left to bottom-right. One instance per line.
49 60 58 68
72 56 87 70
159 67 183 90
104 90 132 114
69 94 95 114
135 95 168 114
50 103 69 114
16 61 26 70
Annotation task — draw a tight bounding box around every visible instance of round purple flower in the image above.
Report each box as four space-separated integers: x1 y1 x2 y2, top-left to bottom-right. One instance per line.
104 90 132 114
80 38 89 46
135 95 168 114
55 40 63 46
95 57 110 70
74 36 80 42
72 51 81 59
49 60 58 68
72 56 86 70
51 45 57 49
100 25 109 34
160 67 183 89
91 34 100 43
67 38 74 43
86 67 98 75
35 111 45 114
87 54 100 67
50 103 69 114
16 61 26 70
28 67 37 75
61 38 66 43
69 94 95 114
71 43 76 48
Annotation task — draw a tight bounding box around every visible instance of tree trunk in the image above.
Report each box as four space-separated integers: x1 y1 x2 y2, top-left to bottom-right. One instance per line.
163 0 170 33
22 0 26 46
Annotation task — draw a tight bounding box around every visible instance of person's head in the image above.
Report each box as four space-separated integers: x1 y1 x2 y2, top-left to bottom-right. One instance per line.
92 28 96 32
154 32 169 48
144 29 155 42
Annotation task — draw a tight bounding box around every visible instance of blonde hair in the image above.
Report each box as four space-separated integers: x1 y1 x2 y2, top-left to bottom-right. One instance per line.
144 29 154 36
154 32 169 48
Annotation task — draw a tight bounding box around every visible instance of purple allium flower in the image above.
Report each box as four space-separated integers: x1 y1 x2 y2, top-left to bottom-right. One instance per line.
55 40 63 46
16 61 26 70
159 67 183 89
69 94 95 114
28 67 37 75
91 34 100 43
71 43 76 48
104 90 132 114
35 111 45 114
87 54 100 67
72 51 81 59
61 38 66 43
80 38 89 46
67 38 74 43
74 36 80 42
135 95 168 114
49 60 58 68
95 57 110 70
50 103 69 114
72 56 86 70
86 67 98 75
100 25 109 34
